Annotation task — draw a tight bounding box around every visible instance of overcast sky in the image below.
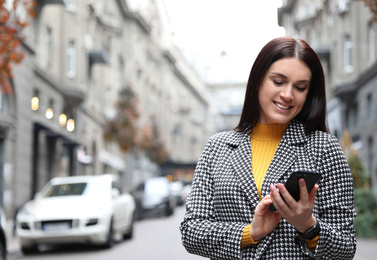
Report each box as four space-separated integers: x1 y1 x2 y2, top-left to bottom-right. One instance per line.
163 0 285 83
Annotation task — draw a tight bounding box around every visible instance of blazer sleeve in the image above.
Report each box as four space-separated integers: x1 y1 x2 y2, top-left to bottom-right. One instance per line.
179 135 246 260
313 134 357 259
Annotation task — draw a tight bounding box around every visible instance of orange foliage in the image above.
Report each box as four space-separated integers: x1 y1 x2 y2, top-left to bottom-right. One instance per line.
139 123 168 164
104 86 168 164
0 0 36 94
103 86 140 153
363 0 377 22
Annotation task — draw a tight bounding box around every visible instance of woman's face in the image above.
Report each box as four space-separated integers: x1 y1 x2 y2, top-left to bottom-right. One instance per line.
258 57 311 125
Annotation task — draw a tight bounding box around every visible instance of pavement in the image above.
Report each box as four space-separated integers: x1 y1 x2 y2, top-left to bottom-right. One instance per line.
5 219 377 259
5 220 20 255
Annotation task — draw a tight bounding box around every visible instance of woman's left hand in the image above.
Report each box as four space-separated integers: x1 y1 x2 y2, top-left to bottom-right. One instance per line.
270 178 318 233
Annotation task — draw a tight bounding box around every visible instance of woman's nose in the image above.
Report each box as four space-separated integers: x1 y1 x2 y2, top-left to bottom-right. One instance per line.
280 86 293 100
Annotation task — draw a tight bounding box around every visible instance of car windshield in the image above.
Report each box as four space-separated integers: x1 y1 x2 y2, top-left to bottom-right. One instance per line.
44 183 87 197
145 179 169 196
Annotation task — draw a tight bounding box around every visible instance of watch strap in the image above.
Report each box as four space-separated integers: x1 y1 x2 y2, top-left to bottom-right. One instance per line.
297 219 320 240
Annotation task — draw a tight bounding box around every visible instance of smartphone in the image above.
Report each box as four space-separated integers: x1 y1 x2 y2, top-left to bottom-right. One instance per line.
268 170 321 211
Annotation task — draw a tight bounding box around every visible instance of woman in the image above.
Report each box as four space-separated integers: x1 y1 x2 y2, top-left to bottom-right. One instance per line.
180 37 356 259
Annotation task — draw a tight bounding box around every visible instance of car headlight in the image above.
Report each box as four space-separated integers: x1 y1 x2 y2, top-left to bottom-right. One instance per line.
17 207 34 218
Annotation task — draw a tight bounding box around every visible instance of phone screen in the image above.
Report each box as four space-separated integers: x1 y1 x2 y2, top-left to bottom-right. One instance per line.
269 171 321 211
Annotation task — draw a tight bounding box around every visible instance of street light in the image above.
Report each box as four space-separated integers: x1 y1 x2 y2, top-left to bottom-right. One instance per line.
67 119 75 132
31 97 39 111
45 108 53 119
59 114 67 127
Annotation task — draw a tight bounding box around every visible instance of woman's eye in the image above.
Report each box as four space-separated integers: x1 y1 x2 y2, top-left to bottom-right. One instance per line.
273 80 283 85
295 86 307 91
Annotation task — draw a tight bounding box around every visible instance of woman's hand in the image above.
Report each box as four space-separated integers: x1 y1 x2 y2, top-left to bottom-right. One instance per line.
250 195 282 241
270 179 318 233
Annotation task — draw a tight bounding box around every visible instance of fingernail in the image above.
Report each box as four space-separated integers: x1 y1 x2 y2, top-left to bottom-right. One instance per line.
270 185 276 192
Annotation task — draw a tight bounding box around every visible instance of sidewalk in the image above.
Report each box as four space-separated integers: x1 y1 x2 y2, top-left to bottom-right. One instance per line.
5 220 20 255
5 219 377 259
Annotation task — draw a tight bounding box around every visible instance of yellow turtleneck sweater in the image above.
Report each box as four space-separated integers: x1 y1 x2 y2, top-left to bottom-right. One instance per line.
240 123 318 252
251 123 289 199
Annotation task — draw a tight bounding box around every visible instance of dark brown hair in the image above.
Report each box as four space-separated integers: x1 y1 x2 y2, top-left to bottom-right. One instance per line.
234 37 328 133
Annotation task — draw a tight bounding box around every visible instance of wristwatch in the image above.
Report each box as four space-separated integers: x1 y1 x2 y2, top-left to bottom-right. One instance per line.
297 219 320 240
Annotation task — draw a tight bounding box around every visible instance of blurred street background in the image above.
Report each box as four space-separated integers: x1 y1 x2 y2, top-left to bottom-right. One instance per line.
0 0 377 259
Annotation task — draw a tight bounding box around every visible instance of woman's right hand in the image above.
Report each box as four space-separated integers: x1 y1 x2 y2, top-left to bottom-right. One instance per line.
250 195 282 241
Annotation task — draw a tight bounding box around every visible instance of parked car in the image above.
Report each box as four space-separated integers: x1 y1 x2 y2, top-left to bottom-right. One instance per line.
0 207 7 260
133 177 175 219
181 184 192 205
16 174 136 254
170 181 185 206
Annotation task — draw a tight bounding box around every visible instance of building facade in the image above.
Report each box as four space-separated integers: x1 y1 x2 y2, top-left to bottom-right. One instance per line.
0 0 209 218
278 0 377 195
207 82 245 133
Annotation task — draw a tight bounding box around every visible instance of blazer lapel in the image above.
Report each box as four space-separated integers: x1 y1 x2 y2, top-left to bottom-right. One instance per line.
260 121 307 198
230 130 260 207
260 139 297 199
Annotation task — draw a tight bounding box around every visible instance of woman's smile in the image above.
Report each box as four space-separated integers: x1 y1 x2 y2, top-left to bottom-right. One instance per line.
273 101 291 110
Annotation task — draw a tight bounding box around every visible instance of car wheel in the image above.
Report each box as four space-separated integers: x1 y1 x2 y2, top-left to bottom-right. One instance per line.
0 240 5 260
104 218 115 249
165 201 174 216
123 211 135 240
21 245 39 255
135 206 144 220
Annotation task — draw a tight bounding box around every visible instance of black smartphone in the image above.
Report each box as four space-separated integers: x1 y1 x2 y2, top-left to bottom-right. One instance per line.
269 171 321 211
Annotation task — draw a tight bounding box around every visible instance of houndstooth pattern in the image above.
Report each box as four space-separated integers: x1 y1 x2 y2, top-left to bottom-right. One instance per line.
180 120 356 260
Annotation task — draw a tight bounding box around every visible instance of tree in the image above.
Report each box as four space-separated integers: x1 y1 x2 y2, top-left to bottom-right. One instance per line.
104 86 140 153
138 122 168 165
341 130 377 237
353 188 377 238
0 0 36 94
363 0 377 22
103 86 168 164
341 130 370 188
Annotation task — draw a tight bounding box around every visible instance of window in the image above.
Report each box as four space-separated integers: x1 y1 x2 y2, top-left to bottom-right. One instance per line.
367 94 374 119
67 40 76 78
46 27 53 68
45 183 87 197
345 104 358 131
0 92 9 112
369 23 375 61
344 35 353 72
346 108 352 131
368 137 374 174
63 0 75 10
105 88 115 119
354 103 359 126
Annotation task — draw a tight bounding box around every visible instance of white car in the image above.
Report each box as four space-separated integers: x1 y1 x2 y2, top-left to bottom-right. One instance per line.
0 207 7 260
16 174 136 254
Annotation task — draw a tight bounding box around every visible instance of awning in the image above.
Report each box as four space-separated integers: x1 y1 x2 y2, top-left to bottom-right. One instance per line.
99 150 126 172
34 122 80 146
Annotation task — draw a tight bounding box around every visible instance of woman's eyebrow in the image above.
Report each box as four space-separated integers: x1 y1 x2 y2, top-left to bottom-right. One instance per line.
270 72 287 78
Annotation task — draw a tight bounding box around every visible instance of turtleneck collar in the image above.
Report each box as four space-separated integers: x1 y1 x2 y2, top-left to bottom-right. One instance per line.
251 122 290 140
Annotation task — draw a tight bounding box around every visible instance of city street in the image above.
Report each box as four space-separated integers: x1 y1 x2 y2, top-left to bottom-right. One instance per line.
1 1 377 260
7 206 203 260
6 205 377 260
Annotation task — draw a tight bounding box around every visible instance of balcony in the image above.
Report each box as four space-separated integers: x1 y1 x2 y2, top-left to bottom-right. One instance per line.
36 0 65 5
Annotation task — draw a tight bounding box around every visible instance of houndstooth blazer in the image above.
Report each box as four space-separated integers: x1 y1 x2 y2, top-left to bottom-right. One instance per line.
180 120 356 260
